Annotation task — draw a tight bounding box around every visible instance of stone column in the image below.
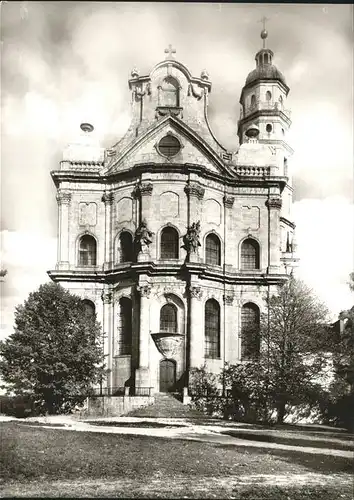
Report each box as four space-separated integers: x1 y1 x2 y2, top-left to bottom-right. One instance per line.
223 195 235 271
56 190 71 270
266 197 282 273
188 284 204 369
223 293 236 363
135 284 151 390
185 182 205 224
102 192 114 270
101 289 113 392
184 182 205 263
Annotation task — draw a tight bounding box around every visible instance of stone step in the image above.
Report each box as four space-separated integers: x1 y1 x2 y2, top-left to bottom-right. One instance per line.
126 393 204 419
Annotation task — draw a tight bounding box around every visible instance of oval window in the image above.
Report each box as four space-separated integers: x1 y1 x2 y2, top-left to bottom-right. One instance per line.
158 135 181 157
266 123 272 133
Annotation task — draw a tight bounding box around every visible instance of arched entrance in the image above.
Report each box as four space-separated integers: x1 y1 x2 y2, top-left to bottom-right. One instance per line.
159 359 176 393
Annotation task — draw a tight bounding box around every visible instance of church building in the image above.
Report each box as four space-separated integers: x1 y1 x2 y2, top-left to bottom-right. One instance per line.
48 31 298 397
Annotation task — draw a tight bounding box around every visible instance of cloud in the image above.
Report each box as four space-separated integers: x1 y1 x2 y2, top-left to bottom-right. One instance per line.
293 197 354 320
0 230 57 340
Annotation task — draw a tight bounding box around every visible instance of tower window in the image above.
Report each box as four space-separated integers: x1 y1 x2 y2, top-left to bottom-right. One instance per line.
250 94 256 107
279 96 283 108
160 76 179 107
266 123 272 133
266 91 272 101
160 227 179 259
158 135 181 158
241 238 260 270
241 303 260 360
119 231 133 263
78 235 97 266
118 297 132 355
205 299 220 359
205 233 221 266
160 304 177 333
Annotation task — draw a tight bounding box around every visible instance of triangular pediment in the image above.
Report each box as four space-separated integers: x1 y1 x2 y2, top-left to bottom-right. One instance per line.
103 116 234 178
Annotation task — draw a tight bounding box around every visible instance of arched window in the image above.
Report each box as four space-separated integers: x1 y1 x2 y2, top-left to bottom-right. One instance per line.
266 123 273 133
241 239 260 270
205 234 221 266
241 303 260 360
205 299 220 359
119 232 133 263
266 90 272 101
160 304 178 333
78 235 97 266
160 227 179 259
250 94 256 107
279 95 283 109
118 297 132 355
82 299 95 319
160 76 179 107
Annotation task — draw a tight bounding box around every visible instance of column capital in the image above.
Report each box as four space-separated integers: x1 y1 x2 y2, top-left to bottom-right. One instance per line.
184 182 205 200
266 197 282 210
133 182 153 198
102 191 114 205
56 190 72 205
189 285 203 300
137 284 152 298
223 293 235 305
101 290 113 304
223 195 235 208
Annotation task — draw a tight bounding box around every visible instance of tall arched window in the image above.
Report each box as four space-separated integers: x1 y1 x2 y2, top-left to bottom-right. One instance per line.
241 303 260 360
119 232 133 263
118 297 132 355
278 95 283 109
160 76 179 107
78 235 97 266
160 227 179 259
266 90 272 101
241 239 260 270
160 304 177 333
82 299 95 319
250 94 256 107
205 299 220 359
205 234 221 266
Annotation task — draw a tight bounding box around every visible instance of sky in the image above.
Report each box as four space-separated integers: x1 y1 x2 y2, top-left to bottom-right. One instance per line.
1 2 353 338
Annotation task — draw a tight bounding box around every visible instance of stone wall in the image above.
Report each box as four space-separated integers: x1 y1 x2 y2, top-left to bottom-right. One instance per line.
84 395 154 417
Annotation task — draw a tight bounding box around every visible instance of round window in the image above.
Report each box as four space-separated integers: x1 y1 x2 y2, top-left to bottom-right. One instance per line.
266 123 272 133
158 135 181 157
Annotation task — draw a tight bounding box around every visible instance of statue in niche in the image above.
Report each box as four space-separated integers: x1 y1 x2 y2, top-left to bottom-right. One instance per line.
182 221 201 255
134 219 153 254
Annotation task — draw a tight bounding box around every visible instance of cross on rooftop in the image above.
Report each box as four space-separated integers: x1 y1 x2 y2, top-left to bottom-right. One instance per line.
258 16 270 48
164 44 176 59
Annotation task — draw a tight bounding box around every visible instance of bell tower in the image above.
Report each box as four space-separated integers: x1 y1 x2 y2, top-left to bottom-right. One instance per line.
238 22 293 178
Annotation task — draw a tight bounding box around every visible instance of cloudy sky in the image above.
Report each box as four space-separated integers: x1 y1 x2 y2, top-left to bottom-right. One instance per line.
1 2 353 338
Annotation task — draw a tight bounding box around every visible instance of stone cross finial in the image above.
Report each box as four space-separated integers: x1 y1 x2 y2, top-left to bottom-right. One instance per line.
164 44 176 59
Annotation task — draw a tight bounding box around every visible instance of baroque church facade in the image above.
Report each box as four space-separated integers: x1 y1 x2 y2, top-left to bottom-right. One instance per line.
48 35 298 396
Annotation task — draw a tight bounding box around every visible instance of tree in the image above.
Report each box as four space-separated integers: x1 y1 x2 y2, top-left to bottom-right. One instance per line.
262 277 330 423
0 282 104 414
223 277 330 424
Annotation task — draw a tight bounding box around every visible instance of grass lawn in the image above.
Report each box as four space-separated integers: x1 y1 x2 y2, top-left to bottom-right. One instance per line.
1 421 353 499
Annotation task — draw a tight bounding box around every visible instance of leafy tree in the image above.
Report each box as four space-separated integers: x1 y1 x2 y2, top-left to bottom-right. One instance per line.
223 277 330 424
0 282 104 414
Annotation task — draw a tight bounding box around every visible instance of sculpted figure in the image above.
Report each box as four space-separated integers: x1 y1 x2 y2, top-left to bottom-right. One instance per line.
182 221 201 255
134 219 153 254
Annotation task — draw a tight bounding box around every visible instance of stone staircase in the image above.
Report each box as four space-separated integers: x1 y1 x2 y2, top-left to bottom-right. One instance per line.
126 393 205 419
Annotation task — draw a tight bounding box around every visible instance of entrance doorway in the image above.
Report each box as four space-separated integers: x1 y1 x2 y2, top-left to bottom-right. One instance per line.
159 359 176 392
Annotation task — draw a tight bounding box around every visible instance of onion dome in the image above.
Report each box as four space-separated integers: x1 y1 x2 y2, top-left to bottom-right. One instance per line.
244 28 287 88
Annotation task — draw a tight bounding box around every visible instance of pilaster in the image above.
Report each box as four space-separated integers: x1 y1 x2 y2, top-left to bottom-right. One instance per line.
188 284 204 370
266 197 282 273
56 190 71 270
101 289 113 390
102 191 114 270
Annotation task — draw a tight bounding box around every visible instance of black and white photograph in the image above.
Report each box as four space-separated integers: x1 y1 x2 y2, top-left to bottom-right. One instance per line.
1 2 353 498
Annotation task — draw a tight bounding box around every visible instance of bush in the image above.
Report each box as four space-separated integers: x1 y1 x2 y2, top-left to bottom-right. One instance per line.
0 394 40 418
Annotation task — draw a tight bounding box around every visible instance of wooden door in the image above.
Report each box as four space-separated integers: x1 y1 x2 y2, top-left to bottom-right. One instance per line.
159 359 176 392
